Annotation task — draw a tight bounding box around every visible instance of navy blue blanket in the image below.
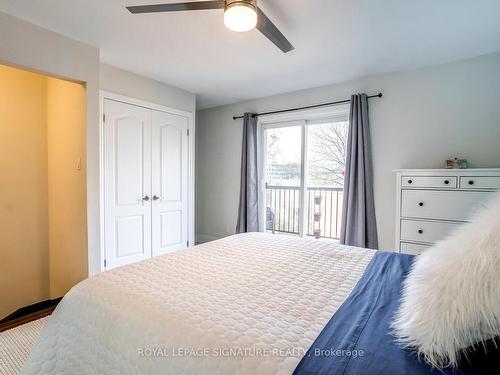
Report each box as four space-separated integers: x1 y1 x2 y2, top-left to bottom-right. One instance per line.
293 251 491 375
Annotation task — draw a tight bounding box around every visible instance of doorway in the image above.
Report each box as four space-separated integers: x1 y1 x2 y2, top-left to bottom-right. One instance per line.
100 93 194 270
0 64 87 320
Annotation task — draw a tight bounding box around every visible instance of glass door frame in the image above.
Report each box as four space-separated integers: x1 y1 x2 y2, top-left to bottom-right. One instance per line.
257 104 349 237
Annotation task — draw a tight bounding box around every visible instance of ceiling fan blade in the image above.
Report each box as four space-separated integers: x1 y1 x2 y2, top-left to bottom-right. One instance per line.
127 1 225 14
256 7 294 53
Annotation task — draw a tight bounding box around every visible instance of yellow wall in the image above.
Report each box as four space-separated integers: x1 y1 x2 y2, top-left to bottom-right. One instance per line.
47 77 88 298
0 65 87 318
0 65 50 318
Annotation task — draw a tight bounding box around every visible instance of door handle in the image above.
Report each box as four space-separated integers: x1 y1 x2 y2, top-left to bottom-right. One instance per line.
142 195 150 201
152 195 160 201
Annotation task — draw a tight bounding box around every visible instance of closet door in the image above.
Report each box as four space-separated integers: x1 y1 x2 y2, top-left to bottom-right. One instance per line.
151 110 189 256
104 99 152 269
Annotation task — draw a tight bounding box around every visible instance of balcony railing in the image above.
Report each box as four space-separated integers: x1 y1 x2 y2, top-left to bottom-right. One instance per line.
265 185 343 239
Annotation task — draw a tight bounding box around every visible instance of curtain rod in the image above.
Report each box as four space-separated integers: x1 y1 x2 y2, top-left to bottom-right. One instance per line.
232 93 382 120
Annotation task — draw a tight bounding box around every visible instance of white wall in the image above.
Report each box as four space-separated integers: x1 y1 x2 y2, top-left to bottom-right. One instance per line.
196 52 500 249
100 64 196 114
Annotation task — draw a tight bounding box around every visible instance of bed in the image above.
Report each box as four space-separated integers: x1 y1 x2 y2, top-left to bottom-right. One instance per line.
22 233 492 374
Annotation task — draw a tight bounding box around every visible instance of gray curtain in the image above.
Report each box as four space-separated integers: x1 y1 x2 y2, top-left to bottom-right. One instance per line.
236 113 259 233
340 94 378 249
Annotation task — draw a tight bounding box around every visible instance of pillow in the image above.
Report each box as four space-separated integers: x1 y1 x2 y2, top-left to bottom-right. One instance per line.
392 191 500 368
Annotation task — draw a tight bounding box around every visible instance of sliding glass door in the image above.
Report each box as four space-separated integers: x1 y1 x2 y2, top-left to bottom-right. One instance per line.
260 117 348 239
263 122 304 235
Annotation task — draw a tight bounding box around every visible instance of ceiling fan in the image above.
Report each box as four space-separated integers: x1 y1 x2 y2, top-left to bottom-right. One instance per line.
126 0 294 53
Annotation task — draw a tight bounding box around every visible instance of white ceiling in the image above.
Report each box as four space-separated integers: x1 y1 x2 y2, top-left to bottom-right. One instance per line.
1 0 500 109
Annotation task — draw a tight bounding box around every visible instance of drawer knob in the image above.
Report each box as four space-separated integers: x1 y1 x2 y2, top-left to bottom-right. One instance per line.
418 229 423 234
408 179 413 184
418 202 424 207
444 180 450 185
468 180 474 185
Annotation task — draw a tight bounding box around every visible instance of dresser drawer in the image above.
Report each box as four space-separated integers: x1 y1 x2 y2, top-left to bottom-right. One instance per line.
401 190 492 221
459 176 500 190
400 242 431 255
402 176 457 189
400 219 462 243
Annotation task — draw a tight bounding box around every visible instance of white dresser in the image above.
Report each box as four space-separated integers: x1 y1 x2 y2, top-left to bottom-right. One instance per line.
395 168 500 255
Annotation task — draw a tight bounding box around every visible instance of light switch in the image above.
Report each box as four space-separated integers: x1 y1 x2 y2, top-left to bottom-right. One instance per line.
76 157 81 170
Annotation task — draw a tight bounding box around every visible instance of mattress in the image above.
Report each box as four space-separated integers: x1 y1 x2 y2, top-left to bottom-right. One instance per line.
23 233 374 375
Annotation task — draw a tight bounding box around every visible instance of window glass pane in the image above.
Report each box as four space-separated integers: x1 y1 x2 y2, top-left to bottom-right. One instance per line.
307 121 348 188
265 126 301 187
264 126 301 235
306 121 348 239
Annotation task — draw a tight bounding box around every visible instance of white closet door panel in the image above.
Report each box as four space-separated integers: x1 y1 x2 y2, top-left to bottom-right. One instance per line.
115 118 144 205
160 211 182 247
151 110 189 256
161 125 182 202
104 99 152 269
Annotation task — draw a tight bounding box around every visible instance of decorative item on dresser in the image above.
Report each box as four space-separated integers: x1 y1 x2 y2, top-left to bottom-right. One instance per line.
395 168 500 255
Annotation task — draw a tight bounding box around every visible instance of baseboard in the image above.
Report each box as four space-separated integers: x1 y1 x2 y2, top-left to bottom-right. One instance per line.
0 297 62 328
195 233 221 244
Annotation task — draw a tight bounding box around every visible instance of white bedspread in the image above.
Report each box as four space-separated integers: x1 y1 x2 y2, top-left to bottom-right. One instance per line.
23 233 374 375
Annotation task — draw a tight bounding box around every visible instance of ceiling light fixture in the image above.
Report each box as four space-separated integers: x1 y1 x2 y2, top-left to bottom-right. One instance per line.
223 0 258 32
127 0 294 53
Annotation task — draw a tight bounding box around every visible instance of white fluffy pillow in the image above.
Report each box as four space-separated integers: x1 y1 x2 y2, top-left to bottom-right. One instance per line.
392 191 500 368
